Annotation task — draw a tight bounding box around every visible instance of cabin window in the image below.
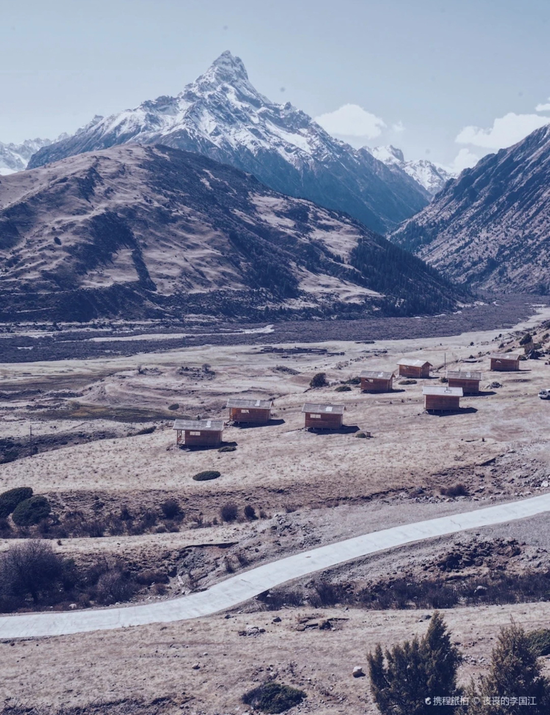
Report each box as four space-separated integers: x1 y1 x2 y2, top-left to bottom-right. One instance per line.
240 409 250 413
310 414 321 419
189 431 201 436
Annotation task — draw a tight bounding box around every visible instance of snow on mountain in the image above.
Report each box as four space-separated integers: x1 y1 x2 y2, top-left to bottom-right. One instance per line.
367 145 454 196
390 124 550 292
28 52 430 234
0 138 56 175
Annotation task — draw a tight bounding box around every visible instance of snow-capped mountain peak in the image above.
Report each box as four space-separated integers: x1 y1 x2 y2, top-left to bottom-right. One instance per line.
368 144 453 195
27 52 430 233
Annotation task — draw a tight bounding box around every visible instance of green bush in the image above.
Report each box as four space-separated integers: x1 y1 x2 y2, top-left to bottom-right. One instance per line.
220 502 238 522
192 470 221 482
309 372 327 388
12 496 51 526
242 681 306 713
161 498 181 519
527 628 550 657
0 487 33 518
440 483 469 497
335 385 352 392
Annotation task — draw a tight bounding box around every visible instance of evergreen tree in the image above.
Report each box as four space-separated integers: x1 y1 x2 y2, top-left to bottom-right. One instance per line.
367 612 462 715
464 623 550 715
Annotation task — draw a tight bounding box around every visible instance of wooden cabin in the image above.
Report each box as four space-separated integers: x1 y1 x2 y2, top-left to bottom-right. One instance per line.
446 370 482 395
227 398 272 424
423 386 463 413
397 359 433 379
302 403 345 430
173 419 224 447
489 353 521 371
360 370 394 393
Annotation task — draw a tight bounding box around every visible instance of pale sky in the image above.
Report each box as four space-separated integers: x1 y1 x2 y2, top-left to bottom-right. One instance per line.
1 0 549 170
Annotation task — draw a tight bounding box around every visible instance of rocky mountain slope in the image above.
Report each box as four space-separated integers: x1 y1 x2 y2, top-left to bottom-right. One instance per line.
368 145 453 195
0 144 459 323
390 125 550 292
0 138 56 175
27 52 430 235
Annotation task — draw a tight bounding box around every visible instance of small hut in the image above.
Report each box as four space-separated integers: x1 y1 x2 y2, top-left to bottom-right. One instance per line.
423 386 463 413
227 398 272 424
446 370 482 395
397 359 433 378
173 419 224 447
302 403 345 430
360 370 394 393
490 353 521 371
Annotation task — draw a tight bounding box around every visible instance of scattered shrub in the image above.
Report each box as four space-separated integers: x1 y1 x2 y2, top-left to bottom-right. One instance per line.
335 384 351 392
520 332 533 345
12 496 51 526
135 426 156 435
119 505 133 521
310 580 349 607
244 504 257 520
398 379 417 385
0 487 33 518
309 372 327 388
242 682 306 713
527 628 550 657
220 502 238 522
355 431 367 439
218 445 236 452
440 483 469 497
168 403 180 411
345 376 361 385
161 498 181 519
95 569 136 605
264 587 304 609
193 470 221 481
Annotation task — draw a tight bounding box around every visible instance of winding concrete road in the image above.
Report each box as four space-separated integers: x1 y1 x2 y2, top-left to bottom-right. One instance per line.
2 493 550 640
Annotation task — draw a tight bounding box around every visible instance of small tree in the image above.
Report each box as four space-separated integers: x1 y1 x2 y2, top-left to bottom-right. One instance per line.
367 612 462 715
464 623 550 714
220 502 238 522
0 540 64 606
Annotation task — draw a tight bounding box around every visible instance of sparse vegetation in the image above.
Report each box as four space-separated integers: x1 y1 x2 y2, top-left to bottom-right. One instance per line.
335 384 351 392
244 504 257 520
527 628 550 657
242 681 306 713
218 445 236 452
192 470 221 481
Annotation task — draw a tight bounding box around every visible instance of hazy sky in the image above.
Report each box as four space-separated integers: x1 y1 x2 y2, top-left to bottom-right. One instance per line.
1 0 549 170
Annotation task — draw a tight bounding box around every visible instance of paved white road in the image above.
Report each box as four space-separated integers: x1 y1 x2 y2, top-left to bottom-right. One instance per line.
2 493 550 640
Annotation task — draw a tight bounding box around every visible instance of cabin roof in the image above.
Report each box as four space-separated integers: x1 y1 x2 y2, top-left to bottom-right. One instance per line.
397 359 433 368
423 386 463 397
489 353 520 361
360 370 394 380
302 403 345 415
226 398 273 409
173 419 224 432
446 370 482 381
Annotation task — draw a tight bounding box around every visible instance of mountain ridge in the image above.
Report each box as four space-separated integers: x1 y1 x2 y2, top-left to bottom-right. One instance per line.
0 143 460 323
27 51 430 235
390 124 550 292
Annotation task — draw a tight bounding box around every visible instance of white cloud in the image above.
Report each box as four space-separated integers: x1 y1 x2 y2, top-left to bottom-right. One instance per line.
536 100 550 112
392 121 405 133
314 104 386 139
449 148 481 174
456 112 550 150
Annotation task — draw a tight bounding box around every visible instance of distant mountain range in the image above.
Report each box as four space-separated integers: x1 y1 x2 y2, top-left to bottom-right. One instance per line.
368 145 454 195
390 124 550 292
0 138 56 175
26 51 431 235
0 144 460 323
